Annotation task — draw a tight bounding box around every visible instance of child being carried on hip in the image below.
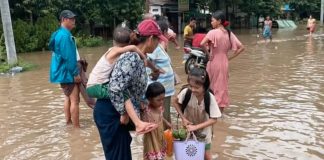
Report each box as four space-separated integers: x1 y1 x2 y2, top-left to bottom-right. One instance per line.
87 26 162 134
87 26 146 99
87 26 163 99
174 67 222 160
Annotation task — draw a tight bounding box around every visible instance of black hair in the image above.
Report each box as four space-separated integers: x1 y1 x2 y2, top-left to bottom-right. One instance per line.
212 11 226 25
154 14 161 21
190 17 196 22
113 26 131 44
145 82 165 99
182 67 212 116
157 20 169 33
212 10 232 47
188 67 210 91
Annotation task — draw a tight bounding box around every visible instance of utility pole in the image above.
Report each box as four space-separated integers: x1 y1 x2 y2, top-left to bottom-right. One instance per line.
0 0 17 65
321 0 324 26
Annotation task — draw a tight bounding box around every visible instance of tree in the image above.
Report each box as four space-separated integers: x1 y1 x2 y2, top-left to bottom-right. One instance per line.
238 0 283 27
0 0 17 65
288 0 321 19
11 0 59 24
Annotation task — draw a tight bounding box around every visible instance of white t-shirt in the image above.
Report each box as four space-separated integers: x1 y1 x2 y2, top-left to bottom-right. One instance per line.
87 49 114 87
177 88 222 143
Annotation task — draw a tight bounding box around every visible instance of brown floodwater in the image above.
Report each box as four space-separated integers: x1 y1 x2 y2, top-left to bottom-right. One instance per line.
0 27 323 160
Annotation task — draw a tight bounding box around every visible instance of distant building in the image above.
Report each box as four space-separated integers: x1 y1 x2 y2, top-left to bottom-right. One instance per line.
148 0 180 33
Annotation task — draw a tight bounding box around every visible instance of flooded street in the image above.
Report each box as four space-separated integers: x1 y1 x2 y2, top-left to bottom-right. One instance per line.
0 28 324 160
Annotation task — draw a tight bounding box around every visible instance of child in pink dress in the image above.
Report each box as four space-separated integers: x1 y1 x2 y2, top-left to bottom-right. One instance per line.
141 82 172 160
200 11 245 113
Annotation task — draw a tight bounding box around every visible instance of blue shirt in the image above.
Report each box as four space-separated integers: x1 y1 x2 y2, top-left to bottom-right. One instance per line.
146 44 175 97
49 27 79 83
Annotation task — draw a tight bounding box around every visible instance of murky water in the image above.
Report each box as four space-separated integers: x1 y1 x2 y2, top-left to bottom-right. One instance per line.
0 27 323 160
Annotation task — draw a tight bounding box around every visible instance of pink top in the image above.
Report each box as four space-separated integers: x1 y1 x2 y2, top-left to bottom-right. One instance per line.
206 29 242 61
205 28 242 107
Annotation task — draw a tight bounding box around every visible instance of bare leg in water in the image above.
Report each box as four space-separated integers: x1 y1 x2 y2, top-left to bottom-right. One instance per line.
64 85 80 128
64 96 72 125
219 107 225 114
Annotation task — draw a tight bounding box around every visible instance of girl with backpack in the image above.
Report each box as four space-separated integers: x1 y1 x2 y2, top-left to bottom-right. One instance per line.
173 67 222 160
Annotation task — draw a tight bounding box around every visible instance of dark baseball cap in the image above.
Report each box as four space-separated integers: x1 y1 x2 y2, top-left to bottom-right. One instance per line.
59 10 76 19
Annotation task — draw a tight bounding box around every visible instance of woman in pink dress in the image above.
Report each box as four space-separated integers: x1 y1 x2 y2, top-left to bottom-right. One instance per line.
200 11 245 113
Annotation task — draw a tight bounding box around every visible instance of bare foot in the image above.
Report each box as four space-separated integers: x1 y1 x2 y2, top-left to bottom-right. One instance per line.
73 124 80 129
66 120 72 126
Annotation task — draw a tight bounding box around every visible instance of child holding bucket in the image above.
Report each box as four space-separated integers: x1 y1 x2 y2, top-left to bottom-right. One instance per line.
173 67 222 160
141 82 172 160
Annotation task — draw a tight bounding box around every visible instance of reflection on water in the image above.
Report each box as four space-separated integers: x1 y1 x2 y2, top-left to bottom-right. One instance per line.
0 28 323 160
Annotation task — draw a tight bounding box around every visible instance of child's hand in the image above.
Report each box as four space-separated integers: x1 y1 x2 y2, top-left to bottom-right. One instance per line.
129 45 146 60
74 75 81 83
186 124 198 132
157 68 166 74
181 117 193 127
135 121 158 135
120 114 129 125
150 68 165 80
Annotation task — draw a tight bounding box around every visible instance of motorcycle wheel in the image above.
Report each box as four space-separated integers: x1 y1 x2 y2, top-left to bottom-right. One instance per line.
185 56 196 74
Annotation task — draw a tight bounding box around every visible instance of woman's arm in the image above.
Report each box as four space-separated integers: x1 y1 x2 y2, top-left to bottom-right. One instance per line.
200 36 210 56
186 118 217 132
229 45 245 61
124 100 156 133
228 33 245 61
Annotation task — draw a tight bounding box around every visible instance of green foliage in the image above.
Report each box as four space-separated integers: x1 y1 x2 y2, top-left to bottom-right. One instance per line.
0 58 37 73
35 14 58 50
11 0 60 23
12 14 58 53
288 0 321 18
0 33 5 61
17 58 37 71
76 36 104 48
7 0 145 53
13 19 37 53
0 64 10 73
238 0 283 17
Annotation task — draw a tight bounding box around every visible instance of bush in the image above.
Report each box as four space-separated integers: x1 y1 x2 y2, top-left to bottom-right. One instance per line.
12 14 58 53
0 58 37 73
0 33 5 61
0 64 10 73
13 19 37 53
10 15 103 53
76 36 104 48
35 14 58 50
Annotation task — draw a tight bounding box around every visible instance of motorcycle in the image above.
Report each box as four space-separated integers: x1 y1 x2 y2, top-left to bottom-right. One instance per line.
183 47 208 74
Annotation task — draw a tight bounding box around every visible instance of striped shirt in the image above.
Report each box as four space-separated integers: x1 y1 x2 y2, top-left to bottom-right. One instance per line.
146 44 175 97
